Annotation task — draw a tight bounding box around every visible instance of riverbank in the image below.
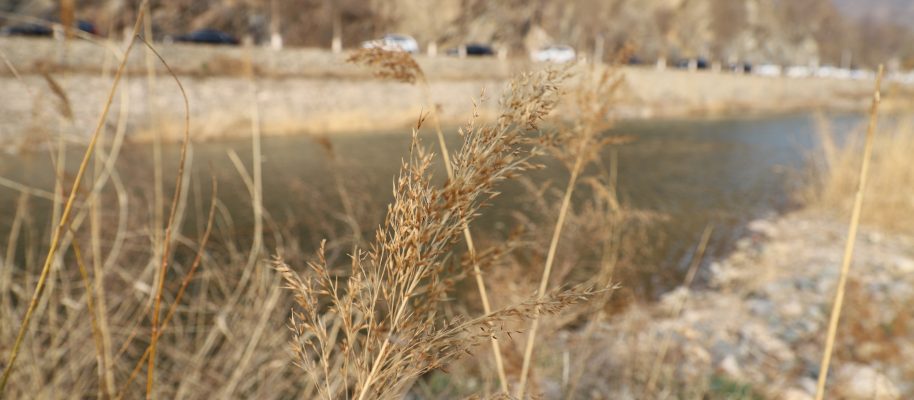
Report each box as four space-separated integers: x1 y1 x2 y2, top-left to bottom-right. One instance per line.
0 36 878 148
572 211 914 398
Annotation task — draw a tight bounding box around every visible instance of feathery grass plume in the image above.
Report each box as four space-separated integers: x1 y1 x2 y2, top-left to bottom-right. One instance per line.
347 47 423 84
347 45 515 392
276 67 599 399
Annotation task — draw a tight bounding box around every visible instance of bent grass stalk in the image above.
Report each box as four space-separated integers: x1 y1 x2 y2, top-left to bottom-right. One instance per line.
70 239 110 398
139 35 192 400
116 178 218 400
814 65 884 400
0 3 148 393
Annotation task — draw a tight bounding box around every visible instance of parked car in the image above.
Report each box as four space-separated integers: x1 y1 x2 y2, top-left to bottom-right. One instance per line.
727 61 752 74
361 34 419 54
532 45 576 63
464 43 494 56
174 29 239 45
785 65 813 78
1 20 96 37
754 63 783 77
446 43 495 57
627 55 644 65
675 57 709 70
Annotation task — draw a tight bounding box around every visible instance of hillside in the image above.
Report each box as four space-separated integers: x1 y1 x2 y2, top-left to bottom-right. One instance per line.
1 0 909 66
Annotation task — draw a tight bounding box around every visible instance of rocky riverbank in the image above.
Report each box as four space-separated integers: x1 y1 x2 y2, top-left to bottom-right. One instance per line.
571 212 914 399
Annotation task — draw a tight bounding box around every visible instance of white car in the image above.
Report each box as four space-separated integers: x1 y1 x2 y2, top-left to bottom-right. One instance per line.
361 34 419 54
753 64 782 77
785 65 812 78
532 45 576 63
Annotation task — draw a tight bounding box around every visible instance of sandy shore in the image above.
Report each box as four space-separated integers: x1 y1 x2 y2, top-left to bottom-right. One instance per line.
0 36 876 147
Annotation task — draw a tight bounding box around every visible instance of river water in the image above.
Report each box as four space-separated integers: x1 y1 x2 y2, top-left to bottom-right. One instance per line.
0 112 866 297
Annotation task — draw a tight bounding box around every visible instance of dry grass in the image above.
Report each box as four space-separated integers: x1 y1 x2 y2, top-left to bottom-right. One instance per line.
0 37 638 399
806 110 914 235
274 62 611 399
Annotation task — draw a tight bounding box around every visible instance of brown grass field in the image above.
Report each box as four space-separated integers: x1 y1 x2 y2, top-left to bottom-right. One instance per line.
1 11 914 400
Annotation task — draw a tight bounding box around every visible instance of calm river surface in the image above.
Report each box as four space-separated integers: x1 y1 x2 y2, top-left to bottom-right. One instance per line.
0 112 867 296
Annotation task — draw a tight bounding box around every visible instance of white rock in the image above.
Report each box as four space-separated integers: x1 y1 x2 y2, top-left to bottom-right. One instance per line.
748 219 779 238
891 256 914 274
719 354 743 379
780 300 804 318
782 388 813 400
834 363 901 399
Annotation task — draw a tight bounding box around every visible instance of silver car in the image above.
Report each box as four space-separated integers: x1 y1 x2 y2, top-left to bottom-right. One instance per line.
361 34 419 54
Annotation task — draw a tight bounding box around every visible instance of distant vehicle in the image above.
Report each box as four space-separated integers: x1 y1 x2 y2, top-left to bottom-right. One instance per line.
675 57 710 70
627 55 644 65
786 65 813 78
0 23 51 36
446 43 495 57
1 20 96 37
174 29 239 45
532 45 576 63
361 34 419 54
849 69 875 81
728 62 752 74
754 64 782 77
464 43 494 56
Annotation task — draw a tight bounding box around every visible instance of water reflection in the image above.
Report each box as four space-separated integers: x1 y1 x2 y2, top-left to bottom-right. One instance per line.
0 112 867 297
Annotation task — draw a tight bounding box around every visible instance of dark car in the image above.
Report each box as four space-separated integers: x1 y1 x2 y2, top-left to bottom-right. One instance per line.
464 43 494 56
729 62 752 74
446 43 495 57
675 57 710 70
0 20 96 37
174 29 239 45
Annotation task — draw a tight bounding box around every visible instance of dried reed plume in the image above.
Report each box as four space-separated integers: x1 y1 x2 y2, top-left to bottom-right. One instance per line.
276 67 601 399
348 46 511 392
347 47 423 84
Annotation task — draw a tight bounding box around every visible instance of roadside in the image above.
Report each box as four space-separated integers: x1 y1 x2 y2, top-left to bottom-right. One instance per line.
0 36 877 148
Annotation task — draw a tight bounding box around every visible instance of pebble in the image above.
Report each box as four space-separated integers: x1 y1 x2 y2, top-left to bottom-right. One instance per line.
834 363 901 399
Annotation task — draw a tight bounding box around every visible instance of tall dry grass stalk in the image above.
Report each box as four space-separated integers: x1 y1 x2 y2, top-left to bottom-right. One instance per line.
642 224 713 398
814 65 884 400
807 113 914 236
516 62 627 399
139 35 192 399
276 64 604 399
348 47 509 392
0 2 149 392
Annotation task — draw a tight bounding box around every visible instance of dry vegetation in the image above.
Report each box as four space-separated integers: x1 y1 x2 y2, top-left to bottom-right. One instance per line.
2 5 913 400
0 17 645 398
805 111 914 234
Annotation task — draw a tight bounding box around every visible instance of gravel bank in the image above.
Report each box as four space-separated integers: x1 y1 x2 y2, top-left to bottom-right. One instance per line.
570 212 914 399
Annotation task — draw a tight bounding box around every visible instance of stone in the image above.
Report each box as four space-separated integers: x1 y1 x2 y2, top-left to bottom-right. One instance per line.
746 298 774 317
780 299 804 318
834 363 901 399
748 218 779 238
782 388 814 400
719 354 743 379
